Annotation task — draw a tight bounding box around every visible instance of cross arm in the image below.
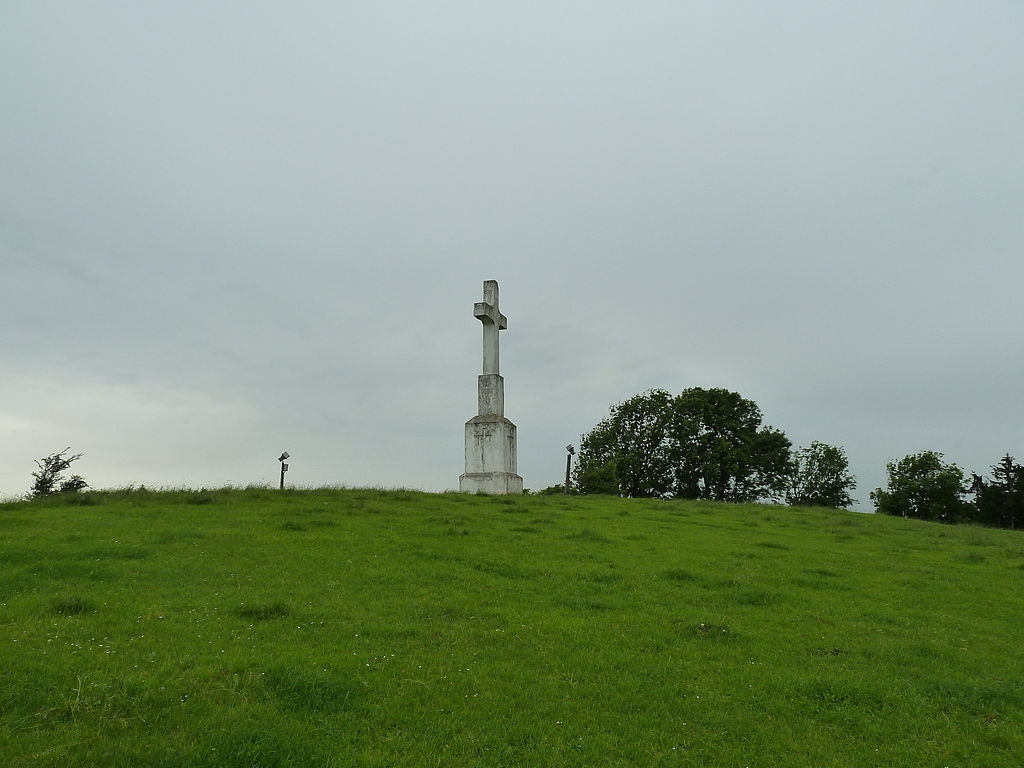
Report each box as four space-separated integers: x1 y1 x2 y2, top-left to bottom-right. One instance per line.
474 302 507 329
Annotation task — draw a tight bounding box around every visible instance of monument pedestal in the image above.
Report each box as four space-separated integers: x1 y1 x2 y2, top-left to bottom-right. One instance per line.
460 406 523 494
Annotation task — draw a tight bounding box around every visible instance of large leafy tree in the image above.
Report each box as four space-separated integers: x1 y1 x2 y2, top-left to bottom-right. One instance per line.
667 388 792 502
870 451 968 522
575 389 675 498
972 455 1024 529
575 387 793 502
786 441 857 508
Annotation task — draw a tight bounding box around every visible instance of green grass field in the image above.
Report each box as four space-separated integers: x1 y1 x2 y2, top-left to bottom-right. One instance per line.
2 487 1022 766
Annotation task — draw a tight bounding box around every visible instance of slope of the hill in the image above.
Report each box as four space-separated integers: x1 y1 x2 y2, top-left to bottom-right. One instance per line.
2 487 1022 766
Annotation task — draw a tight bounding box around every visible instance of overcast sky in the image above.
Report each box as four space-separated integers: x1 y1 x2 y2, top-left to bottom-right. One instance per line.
3 2 1022 507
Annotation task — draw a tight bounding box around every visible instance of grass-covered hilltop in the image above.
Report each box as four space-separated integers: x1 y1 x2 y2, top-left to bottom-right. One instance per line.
2 487 1022 766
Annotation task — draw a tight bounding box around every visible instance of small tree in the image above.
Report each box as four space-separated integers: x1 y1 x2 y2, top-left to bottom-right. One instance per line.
870 451 968 522
30 448 88 498
786 441 857 508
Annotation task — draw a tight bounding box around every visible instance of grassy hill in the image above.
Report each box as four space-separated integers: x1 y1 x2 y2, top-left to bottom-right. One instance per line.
2 487 1022 766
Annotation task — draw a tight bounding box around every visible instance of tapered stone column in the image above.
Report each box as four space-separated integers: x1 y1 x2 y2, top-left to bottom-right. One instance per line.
460 280 523 494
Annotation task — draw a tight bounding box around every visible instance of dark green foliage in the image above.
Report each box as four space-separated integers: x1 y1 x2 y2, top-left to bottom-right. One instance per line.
575 389 675 497
263 665 359 714
972 455 1024 529
535 484 576 495
662 568 698 583
233 601 292 621
574 387 793 502
871 451 969 522
184 490 218 505
51 595 96 615
670 388 792 502
29 448 88 498
786 441 857 508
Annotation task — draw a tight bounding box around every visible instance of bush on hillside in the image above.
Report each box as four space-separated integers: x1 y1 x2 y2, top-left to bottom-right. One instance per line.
30 447 88 498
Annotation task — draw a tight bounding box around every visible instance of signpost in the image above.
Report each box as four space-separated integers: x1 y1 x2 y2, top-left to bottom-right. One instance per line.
278 451 290 490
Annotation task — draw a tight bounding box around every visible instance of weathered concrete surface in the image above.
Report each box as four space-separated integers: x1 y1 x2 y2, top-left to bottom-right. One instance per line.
459 415 523 494
477 374 504 417
474 280 506 376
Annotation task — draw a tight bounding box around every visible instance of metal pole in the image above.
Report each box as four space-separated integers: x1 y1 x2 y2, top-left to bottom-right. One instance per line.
280 462 285 490
565 453 572 494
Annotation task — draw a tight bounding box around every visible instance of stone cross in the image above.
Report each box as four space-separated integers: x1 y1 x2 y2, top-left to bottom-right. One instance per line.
460 279 522 494
474 280 507 375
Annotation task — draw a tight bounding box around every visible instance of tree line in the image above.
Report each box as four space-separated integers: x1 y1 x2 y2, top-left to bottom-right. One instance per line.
871 450 1024 528
574 387 1022 529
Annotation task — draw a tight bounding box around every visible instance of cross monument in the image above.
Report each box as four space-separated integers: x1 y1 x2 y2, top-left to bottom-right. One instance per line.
460 280 523 494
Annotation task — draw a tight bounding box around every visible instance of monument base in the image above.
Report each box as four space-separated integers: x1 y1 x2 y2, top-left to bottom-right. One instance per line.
461 415 523 495
459 471 524 495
